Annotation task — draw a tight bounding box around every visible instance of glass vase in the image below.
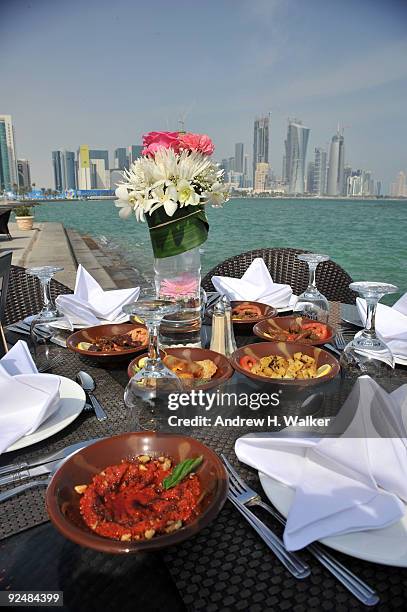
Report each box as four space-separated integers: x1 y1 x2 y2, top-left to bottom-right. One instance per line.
154 247 202 347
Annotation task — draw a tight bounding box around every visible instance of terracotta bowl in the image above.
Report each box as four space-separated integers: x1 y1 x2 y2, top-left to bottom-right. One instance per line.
46 432 228 554
128 347 234 391
207 301 277 334
230 341 340 387
253 316 335 346
66 323 148 362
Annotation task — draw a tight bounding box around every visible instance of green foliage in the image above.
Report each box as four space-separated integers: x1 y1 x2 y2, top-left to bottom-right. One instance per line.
14 205 34 217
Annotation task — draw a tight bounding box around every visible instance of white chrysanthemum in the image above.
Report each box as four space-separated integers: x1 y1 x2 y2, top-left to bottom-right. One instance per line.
148 182 178 216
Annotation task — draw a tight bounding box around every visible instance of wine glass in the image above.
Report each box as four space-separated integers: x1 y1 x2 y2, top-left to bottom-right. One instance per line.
340 282 399 380
27 266 64 319
122 299 184 430
293 254 330 323
30 311 66 370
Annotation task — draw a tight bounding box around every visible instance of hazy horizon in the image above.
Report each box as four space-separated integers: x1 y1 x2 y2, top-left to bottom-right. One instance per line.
1 0 407 190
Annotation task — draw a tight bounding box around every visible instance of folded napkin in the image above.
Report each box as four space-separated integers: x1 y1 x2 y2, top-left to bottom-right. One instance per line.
56 265 140 326
356 295 407 360
235 376 407 550
0 341 60 453
211 258 294 308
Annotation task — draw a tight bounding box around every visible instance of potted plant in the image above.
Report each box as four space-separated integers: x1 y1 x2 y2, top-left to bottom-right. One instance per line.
14 205 35 230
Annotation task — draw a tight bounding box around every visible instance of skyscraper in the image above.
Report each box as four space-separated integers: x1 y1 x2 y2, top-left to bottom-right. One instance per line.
313 147 327 195
114 147 128 170
254 162 270 192
284 119 310 194
52 150 76 191
253 114 270 186
327 129 345 196
77 147 109 189
234 143 244 173
0 114 18 191
17 159 31 190
128 145 143 165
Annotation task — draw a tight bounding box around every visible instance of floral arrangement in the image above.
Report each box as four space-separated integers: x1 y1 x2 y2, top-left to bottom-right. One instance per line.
115 131 229 258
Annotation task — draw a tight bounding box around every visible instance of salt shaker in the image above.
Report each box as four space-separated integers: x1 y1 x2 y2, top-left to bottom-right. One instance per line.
210 300 227 355
221 295 237 357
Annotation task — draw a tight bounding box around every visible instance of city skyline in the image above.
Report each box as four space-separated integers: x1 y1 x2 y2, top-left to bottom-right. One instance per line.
1 0 407 189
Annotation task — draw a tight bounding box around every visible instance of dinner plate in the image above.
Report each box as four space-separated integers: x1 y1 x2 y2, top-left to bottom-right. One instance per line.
259 471 407 567
5 376 86 453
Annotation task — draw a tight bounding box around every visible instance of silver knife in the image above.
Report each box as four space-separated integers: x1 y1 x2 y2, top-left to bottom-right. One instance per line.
0 437 102 481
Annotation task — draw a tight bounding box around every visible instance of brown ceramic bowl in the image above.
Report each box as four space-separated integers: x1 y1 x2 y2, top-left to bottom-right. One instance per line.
66 323 148 361
253 316 335 346
127 347 234 391
46 432 228 554
230 341 340 386
208 301 277 334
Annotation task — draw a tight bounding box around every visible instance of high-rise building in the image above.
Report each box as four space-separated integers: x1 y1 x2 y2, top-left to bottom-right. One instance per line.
375 181 382 197
114 147 128 171
327 129 345 196
77 147 109 189
306 162 315 193
234 143 244 173
254 162 270 192
128 145 143 165
52 150 76 191
253 114 270 186
346 169 374 196
17 159 31 190
0 114 18 191
284 119 310 194
393 171 407 197
313 147 327 195
110 169 123 189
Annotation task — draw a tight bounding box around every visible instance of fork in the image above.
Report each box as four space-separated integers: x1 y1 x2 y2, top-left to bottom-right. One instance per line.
221 454 379 606
37 355 64 373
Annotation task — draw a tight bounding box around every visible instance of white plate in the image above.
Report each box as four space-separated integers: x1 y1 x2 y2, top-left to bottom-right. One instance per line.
5 376 86 452
49 317 130 331
259 472 407 567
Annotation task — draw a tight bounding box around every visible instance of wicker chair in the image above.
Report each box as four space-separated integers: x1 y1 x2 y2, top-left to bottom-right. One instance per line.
202 247 356 304
3 265 73 326
0 251 12 323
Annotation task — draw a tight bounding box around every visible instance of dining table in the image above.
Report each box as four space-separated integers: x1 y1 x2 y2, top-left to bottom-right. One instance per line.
1 300 407 612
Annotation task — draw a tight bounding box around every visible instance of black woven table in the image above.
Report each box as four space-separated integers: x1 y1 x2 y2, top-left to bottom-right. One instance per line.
1 307 407 611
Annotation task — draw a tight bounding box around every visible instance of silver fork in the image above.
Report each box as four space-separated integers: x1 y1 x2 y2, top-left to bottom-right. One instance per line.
227 478 310 579
37 355 64 373
221 455 379 606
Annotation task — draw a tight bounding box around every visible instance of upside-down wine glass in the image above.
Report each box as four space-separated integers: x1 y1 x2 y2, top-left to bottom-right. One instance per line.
293 254 330 323
26 265 64 319
340 282 399 380
122 299 183 430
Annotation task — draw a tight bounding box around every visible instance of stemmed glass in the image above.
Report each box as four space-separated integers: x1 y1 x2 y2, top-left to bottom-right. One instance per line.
340 282 399 380
122 299 184 430
293 254 330 323
27 266 64 319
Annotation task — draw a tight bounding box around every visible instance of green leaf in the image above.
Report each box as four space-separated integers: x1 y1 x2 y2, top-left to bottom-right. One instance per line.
147 205 209 258
162 456 203 490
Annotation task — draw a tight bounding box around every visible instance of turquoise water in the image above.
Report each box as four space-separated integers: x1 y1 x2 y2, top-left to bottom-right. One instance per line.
34 198 407 301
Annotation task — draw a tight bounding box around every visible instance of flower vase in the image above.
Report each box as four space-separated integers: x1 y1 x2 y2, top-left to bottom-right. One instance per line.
154 246 202 347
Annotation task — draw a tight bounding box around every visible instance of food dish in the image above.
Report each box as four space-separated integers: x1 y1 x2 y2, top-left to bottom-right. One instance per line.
239 351 330 380
66 323 148 361
128 347 234 391
254 316 334 346
230 342 340 386
5 376 86 452
76 454 203 542
259 472 407 567
46 432 228 553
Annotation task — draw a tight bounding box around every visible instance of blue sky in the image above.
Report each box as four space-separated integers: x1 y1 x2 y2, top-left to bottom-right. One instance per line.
1 0 406 190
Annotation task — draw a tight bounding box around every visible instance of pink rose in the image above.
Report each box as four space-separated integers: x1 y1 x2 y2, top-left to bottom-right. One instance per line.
142 131 180 156
178 133 215 156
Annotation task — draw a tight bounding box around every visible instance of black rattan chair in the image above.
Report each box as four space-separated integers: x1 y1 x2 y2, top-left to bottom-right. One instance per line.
0 251 12 323
3 265 73 326
0 209 12 240
202 247 356 304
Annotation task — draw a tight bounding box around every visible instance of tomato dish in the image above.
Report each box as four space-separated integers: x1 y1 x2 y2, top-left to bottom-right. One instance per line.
77 327 148 353
76 454 203 542
231 303 263 321
261 318 330 342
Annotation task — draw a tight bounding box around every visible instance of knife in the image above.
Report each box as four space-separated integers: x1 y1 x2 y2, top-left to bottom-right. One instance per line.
0 437 102 481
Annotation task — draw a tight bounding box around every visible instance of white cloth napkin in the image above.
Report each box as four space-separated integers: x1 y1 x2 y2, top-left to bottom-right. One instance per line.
0 341 61 453
55 265 140 326
211 258 294 308
356 295 407 360
235 376 407 551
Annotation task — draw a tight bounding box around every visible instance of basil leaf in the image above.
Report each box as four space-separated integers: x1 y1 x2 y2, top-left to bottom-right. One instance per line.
163 456 203 490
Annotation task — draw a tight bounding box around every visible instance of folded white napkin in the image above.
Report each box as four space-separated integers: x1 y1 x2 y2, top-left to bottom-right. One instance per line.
56 265 140 327
0 341 61 453
235 376 407 550
211 258 294 308
356 295 407 360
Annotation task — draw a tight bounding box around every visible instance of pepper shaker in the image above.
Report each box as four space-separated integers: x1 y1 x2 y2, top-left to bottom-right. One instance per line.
210 300 227 355
221 295 237 357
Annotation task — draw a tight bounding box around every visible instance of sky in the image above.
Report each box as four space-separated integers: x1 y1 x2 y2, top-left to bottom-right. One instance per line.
1 0 407 190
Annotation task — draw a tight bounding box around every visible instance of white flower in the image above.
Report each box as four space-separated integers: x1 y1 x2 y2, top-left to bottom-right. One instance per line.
177 179 200 206
149 182 178 216
118 204 133 219
203 182 229 207
115 185 129 201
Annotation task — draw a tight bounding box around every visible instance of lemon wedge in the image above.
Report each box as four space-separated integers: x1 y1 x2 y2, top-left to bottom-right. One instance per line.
131 315 144 324
316 364 332 378
77 341 92 351
138 357 147 368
